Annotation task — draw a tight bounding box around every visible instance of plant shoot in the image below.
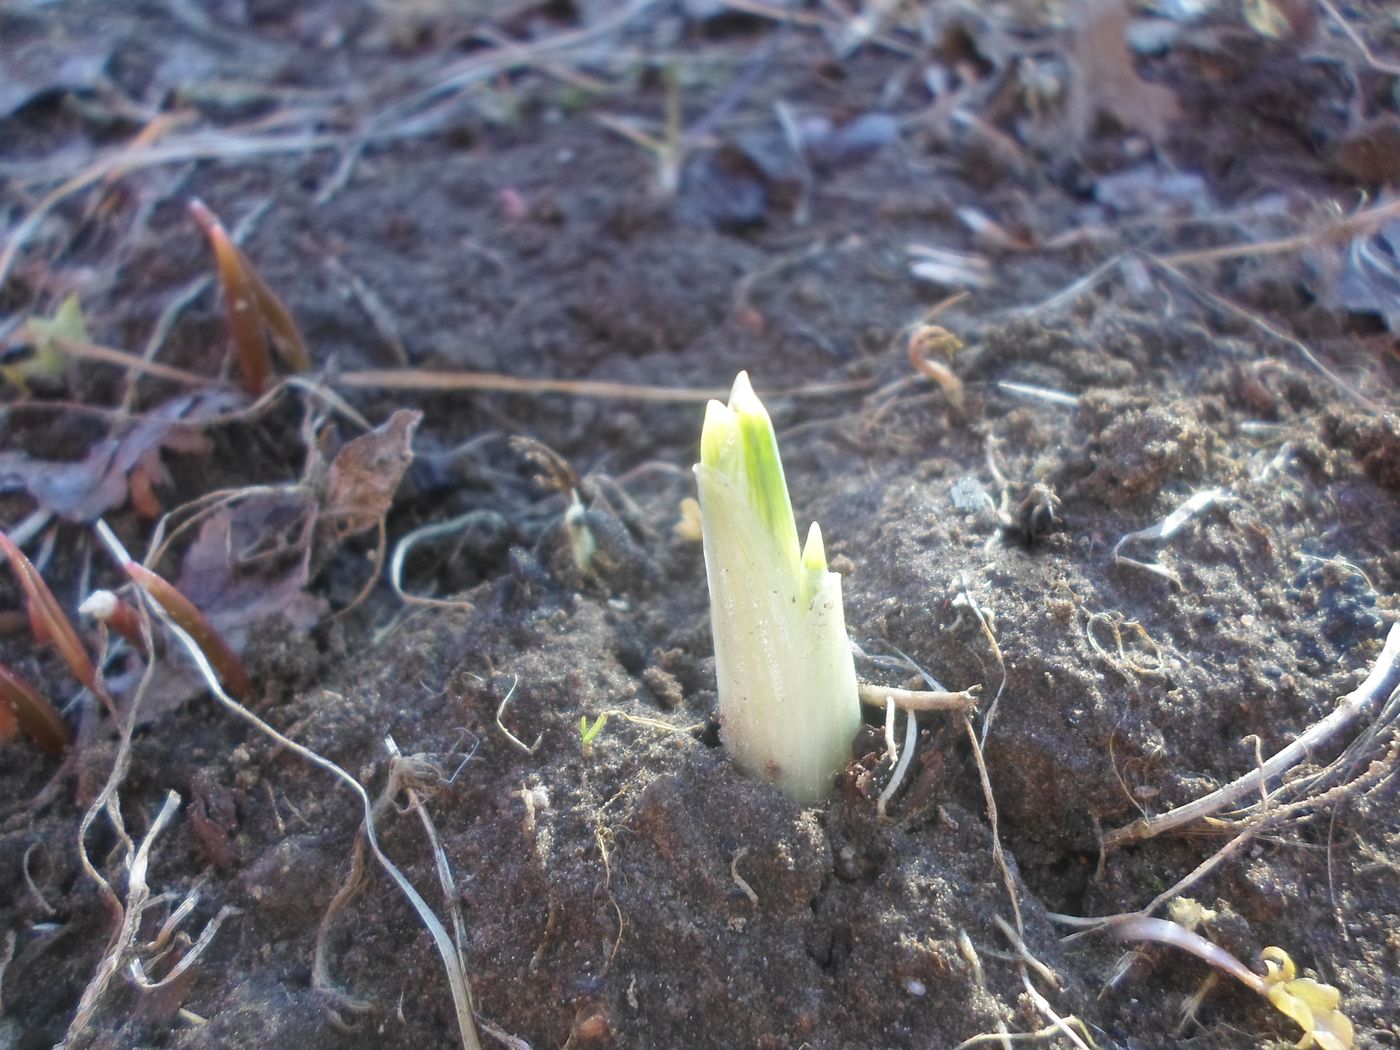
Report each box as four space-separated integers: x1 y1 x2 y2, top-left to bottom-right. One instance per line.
695 372 860 803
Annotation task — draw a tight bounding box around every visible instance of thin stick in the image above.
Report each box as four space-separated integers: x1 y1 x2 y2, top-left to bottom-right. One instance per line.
338 368 871 403
1104 623 1400 849
859 682 979 713
1157 196 1400 267
50 335 219 387
0 128 341 290
1150 257 1389 413
21 331 874 408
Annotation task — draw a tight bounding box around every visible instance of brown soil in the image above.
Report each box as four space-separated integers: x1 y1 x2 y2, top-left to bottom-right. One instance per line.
2 3 1399 1049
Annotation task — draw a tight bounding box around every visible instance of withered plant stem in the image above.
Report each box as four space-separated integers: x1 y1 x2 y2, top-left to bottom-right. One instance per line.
1104 623 1400 849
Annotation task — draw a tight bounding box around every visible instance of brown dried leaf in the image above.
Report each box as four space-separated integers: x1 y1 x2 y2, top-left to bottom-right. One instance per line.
1068 0 1179 145
175 504 327 651
0 390 238 522
321 409 423 537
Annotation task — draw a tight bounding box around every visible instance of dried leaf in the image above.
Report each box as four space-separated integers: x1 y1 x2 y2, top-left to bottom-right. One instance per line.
321 410 423 537
1068 0 1180 145
174 505 327 650
0 391 238 522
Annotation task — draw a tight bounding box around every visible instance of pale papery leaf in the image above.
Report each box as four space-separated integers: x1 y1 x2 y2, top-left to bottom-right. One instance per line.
174 504 326 649
1068 0 1179 145
321 409 423 537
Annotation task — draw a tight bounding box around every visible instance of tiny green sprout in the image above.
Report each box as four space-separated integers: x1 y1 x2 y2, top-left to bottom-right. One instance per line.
694 372 861 803
6 294 82 391
565 491 596 573
579 713 608 755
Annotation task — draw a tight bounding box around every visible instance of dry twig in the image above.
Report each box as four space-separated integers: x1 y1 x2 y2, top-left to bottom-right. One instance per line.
1104 623 1400 849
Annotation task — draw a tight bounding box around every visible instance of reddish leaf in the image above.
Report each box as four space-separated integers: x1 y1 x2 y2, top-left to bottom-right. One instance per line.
0 531 97 695
0 659 71 755
126 561 252 699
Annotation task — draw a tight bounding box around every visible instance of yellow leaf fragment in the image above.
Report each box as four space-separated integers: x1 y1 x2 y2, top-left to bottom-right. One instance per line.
7 293 83 389
1168 896 1217 932
674 497 702 543
1260 947 1353 1050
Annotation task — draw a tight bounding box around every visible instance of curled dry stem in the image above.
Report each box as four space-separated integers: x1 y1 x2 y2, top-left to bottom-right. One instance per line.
105 533 484 1049
907 324 965 410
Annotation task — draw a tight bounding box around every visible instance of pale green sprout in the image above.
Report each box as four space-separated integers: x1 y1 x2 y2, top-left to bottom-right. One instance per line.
694 372 861 803
579 713 608 756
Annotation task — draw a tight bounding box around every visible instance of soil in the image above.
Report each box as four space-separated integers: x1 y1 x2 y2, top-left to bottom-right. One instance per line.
2 3 1399 1049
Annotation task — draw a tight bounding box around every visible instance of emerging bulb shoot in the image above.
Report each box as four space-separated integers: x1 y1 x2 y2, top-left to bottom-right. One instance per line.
694 372 861 803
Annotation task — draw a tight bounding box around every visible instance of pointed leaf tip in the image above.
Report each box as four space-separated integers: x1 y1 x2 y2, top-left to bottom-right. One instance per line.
802 521 827 574
728 369 759 408
700 399 736 469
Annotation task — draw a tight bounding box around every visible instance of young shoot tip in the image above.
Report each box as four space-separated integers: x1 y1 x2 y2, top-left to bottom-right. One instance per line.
696 372 859 803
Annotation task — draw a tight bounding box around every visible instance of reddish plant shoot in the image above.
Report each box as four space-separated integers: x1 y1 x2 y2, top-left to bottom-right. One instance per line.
124 561 252 699
0 659 72 755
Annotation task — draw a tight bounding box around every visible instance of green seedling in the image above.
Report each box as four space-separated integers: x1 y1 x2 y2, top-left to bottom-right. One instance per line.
3 293 82 392
190 198 310 395
579 713 608 756
1111 915 1352 1049
694 372 861 803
